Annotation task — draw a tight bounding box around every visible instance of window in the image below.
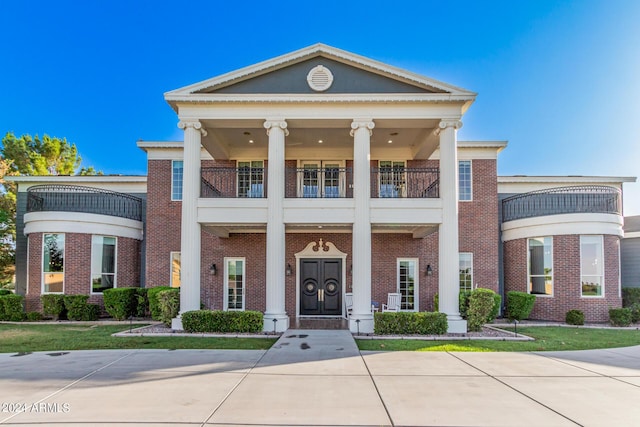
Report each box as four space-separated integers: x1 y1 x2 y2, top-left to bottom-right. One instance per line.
528 237 553 296
225 258 245 310
459 253 473 292
237 161 264 198
581 235 604 297
91 236 116 293
379 161 406 198
397 259 418 311
43 233 64 293
299 161 344 198
171 160 184 201
170 252 181 288
459 160 472 201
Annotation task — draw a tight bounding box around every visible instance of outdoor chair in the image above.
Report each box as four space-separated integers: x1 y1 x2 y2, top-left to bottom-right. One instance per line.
382 292 401 312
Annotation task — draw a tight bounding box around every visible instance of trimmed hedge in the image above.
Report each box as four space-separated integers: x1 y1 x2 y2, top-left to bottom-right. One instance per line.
148 286 173 320
467 288 497 332
182 310 263 333
64 295 99 321
136 288 149 318
565 309 585 326
26 311 44 322
630 303 640 324
487 293 502 323
434 290 501 323
506 291 536 321
622 288 640 307
374 312 447 335
103 287 139 320
609 307 633 327
0 294 25 321
42 294 66 320
0 289 12 296
157 289 180 326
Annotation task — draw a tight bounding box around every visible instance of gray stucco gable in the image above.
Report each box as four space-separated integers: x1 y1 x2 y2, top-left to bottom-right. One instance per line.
198 57 437 95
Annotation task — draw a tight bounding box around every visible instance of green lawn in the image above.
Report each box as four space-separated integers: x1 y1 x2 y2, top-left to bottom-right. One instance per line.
357 326 640 352
0 324 277 353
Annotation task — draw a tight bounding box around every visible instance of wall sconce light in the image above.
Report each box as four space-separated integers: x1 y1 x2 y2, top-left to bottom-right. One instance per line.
426 264 433 276
210 263 217 275
286 263 292 276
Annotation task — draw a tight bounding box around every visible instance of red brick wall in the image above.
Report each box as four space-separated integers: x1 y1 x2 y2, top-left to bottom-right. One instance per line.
504 234 621 322
25 232 140 312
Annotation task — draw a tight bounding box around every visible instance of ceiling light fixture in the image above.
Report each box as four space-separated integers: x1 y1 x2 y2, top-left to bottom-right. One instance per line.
249 140 254 144
318 139 323 144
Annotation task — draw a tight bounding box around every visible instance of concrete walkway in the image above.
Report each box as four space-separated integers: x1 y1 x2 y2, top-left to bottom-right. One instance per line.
1 329 640 426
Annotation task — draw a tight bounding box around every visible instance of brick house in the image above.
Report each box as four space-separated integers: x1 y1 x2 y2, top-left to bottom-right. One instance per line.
10 44 635 331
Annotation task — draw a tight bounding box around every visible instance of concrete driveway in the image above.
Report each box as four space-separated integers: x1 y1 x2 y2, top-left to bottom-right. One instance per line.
1 330 640 426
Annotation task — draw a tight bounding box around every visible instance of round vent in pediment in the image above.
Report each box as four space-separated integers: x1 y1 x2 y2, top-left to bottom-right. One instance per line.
307 65 333 92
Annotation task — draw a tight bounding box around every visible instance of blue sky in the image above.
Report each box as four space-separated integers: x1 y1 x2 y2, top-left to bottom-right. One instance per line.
1 0 639 214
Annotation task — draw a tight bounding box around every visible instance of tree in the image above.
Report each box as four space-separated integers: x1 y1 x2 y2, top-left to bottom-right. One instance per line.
0 132 101 287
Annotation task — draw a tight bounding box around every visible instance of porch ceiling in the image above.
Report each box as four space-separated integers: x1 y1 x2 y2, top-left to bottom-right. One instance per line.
202 223 438 238
200 118 441 160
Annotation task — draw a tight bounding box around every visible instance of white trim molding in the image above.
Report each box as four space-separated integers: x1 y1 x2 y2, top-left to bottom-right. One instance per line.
24 212 144 241
502 213 623 242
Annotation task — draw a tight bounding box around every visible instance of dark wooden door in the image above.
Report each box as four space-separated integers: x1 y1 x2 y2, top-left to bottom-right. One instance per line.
300 259 342 315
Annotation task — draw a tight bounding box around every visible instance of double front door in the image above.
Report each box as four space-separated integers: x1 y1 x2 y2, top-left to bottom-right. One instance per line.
300 258 342 316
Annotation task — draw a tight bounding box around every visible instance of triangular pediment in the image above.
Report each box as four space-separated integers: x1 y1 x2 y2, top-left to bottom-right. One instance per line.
165 44 475 100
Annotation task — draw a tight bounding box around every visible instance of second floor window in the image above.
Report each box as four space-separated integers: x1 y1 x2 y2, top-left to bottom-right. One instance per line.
459 160 472 201
172 160 183 201
379 161 406 198
237 161 264 198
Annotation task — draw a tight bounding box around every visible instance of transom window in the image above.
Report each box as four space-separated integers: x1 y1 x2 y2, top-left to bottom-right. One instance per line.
379 161 406 198
225 258 245 311
397 259 418 311
237 161 264 198
43 233 64 293
581 235 604 297
91 236 116 293
528 237 553 296
171 160 184 201
459 253 473 292
459 160 472 201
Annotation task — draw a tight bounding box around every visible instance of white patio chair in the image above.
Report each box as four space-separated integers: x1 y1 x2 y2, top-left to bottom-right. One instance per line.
382 292 401 312
345 292 353 317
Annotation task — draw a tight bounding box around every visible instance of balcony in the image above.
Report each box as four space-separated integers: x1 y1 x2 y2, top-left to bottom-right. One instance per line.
26 184 143 221
200 166 439 199
502 185 622 222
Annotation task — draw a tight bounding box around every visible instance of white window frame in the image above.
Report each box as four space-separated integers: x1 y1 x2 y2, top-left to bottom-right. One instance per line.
528 236 554 297
170 251 181 288
42 233 65 294
459 160 472 201
580 235 605 298
171 160 184 201
379 160 406 198
397 258 419 312
459 253 473 292
90 235 118 294
224 257 246 311
236 160 265 198
298 160 346 198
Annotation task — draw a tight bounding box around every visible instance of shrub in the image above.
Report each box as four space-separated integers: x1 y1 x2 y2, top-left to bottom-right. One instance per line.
506 291 536 322
630 303 640 324
609 307 632 327
565 309 585 326
148 286 173 320
0 289 12 296
374 312 448 335
26 311 44 322
64 295 98 321
103 288 138 320
135 288 149 318
622 288 640 307
434 291 476 318
487 293 502 323
41 294 66 320
0 295 25 321
467 288 497 332
157 289 180 326
182 310 264 333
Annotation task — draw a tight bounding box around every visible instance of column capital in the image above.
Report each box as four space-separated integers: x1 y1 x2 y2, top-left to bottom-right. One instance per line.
435 120 463 135
178 120 207 137
350 120 375 137
264 120 289 136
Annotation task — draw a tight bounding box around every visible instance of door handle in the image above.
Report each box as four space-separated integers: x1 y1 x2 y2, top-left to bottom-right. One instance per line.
318 289 324 302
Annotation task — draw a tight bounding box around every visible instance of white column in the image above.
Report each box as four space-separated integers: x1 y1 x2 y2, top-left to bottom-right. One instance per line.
350 119 375 334
263 119 289 332
437 119 467 333
173 119 206 330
